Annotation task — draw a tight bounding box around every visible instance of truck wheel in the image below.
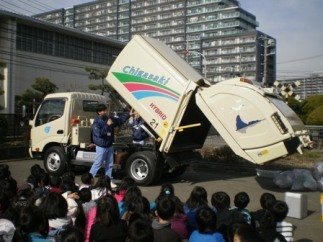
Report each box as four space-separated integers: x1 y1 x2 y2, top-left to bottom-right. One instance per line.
44 146 67 176
126 151 161 186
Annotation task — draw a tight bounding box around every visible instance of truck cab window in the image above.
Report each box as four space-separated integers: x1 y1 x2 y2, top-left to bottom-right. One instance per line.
35 99 66 126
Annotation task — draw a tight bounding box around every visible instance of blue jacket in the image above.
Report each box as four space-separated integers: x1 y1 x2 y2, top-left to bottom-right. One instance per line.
132 117 149 141
92 113 130 148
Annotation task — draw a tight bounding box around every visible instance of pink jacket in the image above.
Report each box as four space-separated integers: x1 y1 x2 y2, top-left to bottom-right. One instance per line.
85 206 97 242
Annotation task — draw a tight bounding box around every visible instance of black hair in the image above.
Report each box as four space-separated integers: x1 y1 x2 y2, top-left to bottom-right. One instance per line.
115 176 136 195
50 176 62 188
185 186 208 209
155 183 175 204
81 172 93 185
60 227 85 242
0 164 11 180
211 191 231 211
156 197 175 221
270 200 289 222
96 104 108 114
234 192 250 209
233 224 262 242
40 172 50 187
61 171 76 183
260 192 276 210
40 192 68 219
195 206 217 234
95 194 120 226
171 195 184 214
79 187 92 203
30 164 45 179
92 175 112 195
127 218 154 242
258 209 276 230
19 205 49 237
61 179 78 194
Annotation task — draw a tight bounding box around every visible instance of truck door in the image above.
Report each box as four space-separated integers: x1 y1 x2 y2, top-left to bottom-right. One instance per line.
30 98 68 151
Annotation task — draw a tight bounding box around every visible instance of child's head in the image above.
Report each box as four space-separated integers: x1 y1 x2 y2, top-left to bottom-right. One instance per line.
40 173 50 187
171 196 184 214
50 176 62 188
127 218 154 242
186 186 208 209
0 164 11 180
270 200 289 222
260 192 276 209
155 183 175 204
40 192 68 219
20 205 49 237
211 191 230 211
231 223 262 242
81 172 93 186
234 192 250 209
79 187 92 203
116 176 136 194
156 197 175 221
30 164 45 180
195 206 217 234
93 175 112 192
160 183 174 197
95 194 120 225
258 209 276 230
61 179 78 194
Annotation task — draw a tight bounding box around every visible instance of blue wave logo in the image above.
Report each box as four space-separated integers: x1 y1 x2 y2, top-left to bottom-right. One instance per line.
236 115 263 131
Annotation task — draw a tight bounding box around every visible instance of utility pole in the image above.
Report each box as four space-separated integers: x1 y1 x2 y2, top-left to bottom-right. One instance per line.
263 39 268 86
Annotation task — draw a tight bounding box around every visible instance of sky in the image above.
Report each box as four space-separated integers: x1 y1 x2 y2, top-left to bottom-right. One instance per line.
1 0 322 80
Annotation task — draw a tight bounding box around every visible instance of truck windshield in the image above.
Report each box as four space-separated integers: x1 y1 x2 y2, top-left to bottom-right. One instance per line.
35 98 66 126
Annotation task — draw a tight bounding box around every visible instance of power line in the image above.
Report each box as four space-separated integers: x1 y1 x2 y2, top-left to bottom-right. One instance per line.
28 0 57 12
278 54 323 64
1 0 36 15
17 0 49 13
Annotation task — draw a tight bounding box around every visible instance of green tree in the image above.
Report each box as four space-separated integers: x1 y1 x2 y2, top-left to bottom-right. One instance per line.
19 77 57 114
32 77 58 98
84 66 111 95
306 105 323 125
286 96 302 115
18 89 43 114
300 95 323 123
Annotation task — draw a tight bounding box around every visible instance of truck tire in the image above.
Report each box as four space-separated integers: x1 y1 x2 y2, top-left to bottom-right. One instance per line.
44 146 67 176
126 151 161 186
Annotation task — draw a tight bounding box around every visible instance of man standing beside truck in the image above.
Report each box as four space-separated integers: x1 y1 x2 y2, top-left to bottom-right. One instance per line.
90 104 130 188
130 109 150 146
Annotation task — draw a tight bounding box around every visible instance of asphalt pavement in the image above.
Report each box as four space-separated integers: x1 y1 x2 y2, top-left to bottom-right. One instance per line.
3 158 323 242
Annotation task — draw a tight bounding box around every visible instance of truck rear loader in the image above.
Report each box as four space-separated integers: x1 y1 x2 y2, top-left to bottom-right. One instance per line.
29 35 311 185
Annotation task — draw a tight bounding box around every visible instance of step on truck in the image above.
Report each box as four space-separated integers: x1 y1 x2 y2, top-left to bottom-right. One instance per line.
29 35 312 185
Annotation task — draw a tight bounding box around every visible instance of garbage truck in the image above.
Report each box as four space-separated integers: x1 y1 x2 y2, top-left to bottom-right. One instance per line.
29 35 312 185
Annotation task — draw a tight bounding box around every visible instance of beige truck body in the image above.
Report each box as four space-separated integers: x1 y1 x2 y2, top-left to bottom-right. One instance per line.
107 35 311 164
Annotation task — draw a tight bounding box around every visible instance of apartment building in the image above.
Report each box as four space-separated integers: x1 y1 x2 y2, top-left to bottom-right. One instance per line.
276 76 323 101
0 10 124 113
34 0 276 85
